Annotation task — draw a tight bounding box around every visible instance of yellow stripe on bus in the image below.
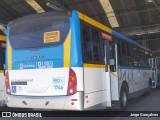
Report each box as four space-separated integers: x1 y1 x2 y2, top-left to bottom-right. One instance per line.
0 35 6 41
8 41 12 70
84 63 105 68
0 70 4 73
78 12 112 34
64 30 71 67
111 71 118 78
84 64 118 77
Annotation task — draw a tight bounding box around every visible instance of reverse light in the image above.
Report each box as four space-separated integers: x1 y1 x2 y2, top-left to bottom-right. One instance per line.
67 68 77 95
6 71 11 94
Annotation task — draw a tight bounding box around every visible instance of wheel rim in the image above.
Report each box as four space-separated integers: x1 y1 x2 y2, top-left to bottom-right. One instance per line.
122 91 127 106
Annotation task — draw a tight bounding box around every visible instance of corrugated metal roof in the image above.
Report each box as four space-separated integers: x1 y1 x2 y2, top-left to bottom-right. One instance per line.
0 0 159 55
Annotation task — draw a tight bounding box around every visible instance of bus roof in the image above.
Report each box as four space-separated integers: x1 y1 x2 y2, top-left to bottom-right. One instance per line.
77 11 150 52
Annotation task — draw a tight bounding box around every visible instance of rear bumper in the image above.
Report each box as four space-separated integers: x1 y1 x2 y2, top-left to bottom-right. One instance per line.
6 92 84 110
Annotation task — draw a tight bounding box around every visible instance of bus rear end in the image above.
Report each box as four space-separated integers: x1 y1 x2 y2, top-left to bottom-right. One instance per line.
5 11 84 110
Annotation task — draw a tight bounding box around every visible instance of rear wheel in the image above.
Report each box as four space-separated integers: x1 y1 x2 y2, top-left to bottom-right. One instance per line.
120 84 128 110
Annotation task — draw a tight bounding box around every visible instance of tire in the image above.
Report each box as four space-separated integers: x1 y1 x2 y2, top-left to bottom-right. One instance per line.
120 84 128 110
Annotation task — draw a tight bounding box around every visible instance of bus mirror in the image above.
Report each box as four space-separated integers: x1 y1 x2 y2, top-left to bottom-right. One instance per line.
4 70 5 76
104 56 108 72
104 45 109 72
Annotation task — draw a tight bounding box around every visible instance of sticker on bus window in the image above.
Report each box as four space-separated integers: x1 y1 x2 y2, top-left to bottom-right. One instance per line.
44 30 60 43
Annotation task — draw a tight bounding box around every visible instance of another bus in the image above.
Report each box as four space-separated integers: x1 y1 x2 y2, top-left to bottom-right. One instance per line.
5 10 153 110
0 35 6 107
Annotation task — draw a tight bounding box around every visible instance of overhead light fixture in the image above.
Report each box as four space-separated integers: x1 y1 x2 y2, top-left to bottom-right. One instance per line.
99 0 119 28
46 3 64 11
136 32 145 36
147 0 154 2
147 0 160 13
148 31 155 34
25 0 45 13
0 25 6 34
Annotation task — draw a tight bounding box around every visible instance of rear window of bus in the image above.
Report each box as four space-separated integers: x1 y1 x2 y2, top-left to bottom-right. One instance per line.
9 12 69 49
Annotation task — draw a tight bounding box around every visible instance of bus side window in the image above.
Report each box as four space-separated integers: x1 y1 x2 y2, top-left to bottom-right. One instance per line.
81 23 104 64
121 42 128 66
117 41 123 65
126 43 132 66
81 25 92 62
91 28 103 63
132 46 139 67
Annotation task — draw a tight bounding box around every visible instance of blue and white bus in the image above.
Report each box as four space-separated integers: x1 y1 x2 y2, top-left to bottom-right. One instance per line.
5 10 153 110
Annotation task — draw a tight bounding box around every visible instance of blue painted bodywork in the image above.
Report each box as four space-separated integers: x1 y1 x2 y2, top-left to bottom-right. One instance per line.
6 11 83 70
5 23 10 70
112 30 150 51
70 10 83 67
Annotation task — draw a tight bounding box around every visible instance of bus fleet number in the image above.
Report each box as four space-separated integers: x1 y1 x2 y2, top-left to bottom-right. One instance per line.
37 61 53 68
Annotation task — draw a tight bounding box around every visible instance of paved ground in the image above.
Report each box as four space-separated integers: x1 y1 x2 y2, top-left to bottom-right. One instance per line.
108 88 160 120
1 88 160 120
127 88 160 111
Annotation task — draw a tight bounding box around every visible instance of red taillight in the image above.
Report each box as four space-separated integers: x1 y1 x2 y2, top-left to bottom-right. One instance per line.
6 71 11 94
67 68 77 95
